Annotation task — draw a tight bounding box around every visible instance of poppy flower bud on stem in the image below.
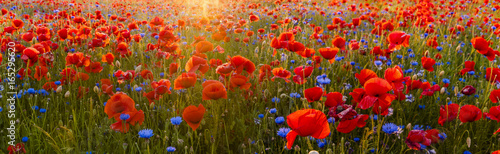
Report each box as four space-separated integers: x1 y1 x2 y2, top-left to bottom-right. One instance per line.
115 60 121 67
439 71 444 76
65 91 70 97
56 86 63 93
440 87 446 94
135 65 142 73
412 74 417 80
466 137 471 148
424 50 429 57
94 86 100 93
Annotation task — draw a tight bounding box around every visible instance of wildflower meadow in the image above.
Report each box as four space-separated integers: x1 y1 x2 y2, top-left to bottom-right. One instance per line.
1 0 500 153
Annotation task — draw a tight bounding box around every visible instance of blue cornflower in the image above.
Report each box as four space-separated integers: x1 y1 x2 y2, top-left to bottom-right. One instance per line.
167 146 176 152
40 108 46 113
463 151 471 154
269 108 277 114
135 87 142 92
22 137 28 142
277 128 291 138
328 117 335 124
120 114 130 120
272 97 280 103
413 125 424 130
258 114 264 118
382 123 399 134
439 133 447 140
170 116 183 125
275 117 285 124
138 129 153 139
316 74 331 84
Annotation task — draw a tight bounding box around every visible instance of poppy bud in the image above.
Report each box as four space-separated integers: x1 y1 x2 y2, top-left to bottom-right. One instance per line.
460 85 476 95
149 102 155 109
133 85 138 90
135 65 142 73
412 74 417 80
65 91 70 97
46 73 50 79
439 71 444 76
483 107 489 113
440 87 446 94
309 150 319 154
93 86 100 93
406 123 412 130
456 45 461 52
115 60 121 67
454 86 459 95
466 137 471 148
56 86 63 93
424 50 429 57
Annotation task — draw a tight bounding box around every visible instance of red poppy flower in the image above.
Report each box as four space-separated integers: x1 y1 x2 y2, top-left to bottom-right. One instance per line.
174 73 197 90
355 69 378 85
471 36 491 53
460 85 476 95
384 65 408 92
100 79 114 96
324 92 344 108
7 143 26 154
484 106 500 122
34 66 49 81
425 129 441 144
331 35 346 50
490 89 500 103
182 104 206 131
286 109 330 149
359 78 395 115
337 113 369 134
293 66 313 78
486 68 500 83
66 52 91 67
169 63 179 76
21 47 40 67
186 56 210 75
202 80 227 101
84 62 103 73
140 70 154 81
229 74 252 90
195 41 214 53
387 31 410 51
318 47 339 64
421 57 436 72
101 53 115 65
405 130 431 150
230 55 256 76
271 67 291 82
460 61 475 75
459 105 482 123
304 87 323 102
